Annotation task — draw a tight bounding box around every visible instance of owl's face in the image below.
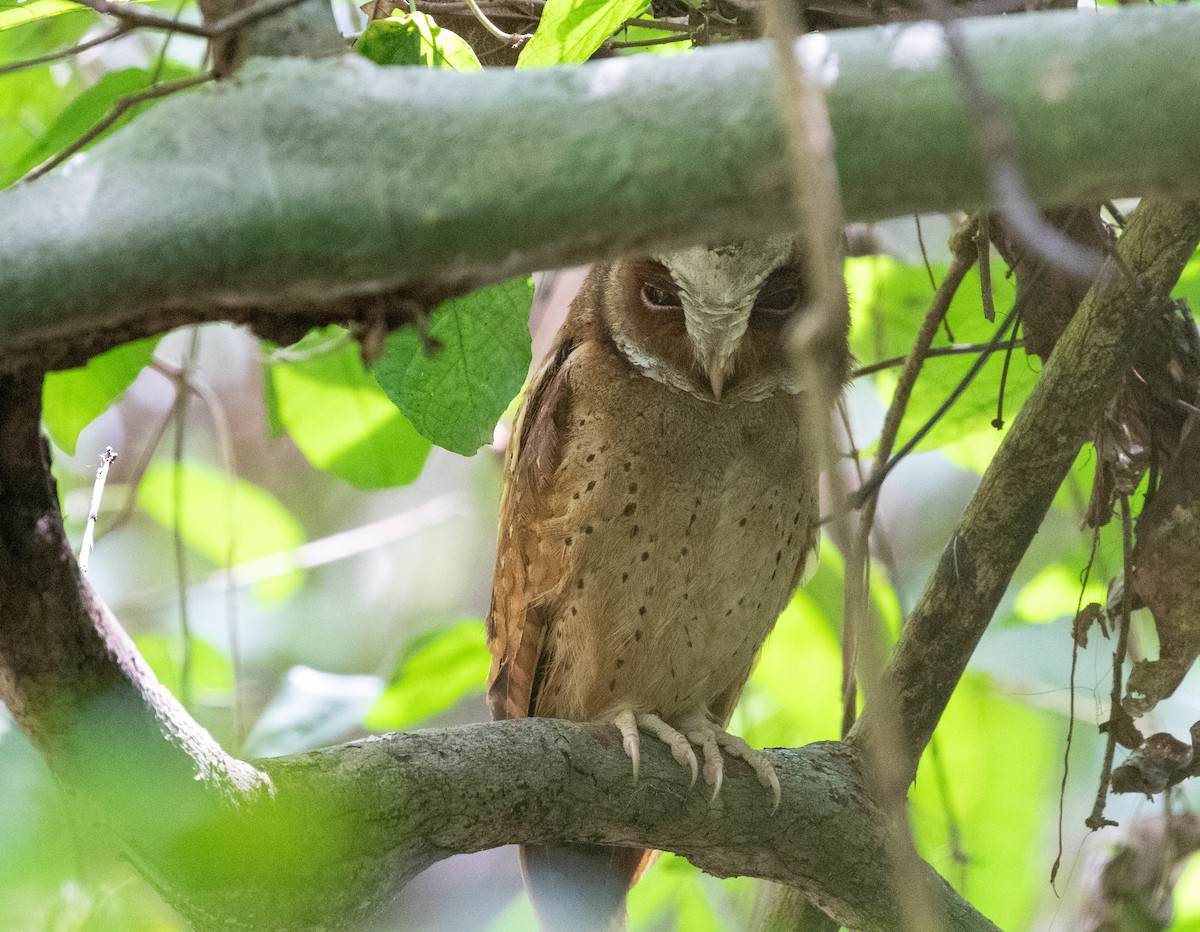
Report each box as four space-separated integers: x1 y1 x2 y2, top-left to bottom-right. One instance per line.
600 235 807 404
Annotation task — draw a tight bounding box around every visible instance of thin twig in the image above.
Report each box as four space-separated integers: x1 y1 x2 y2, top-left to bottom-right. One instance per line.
1051 525 1102 888
23 71 214 183
762 3 936 928
608 34 690 49
0 25 129 77
848 304 1021 513
621 16 689 31
153 359 245 742
170 332 200 710
68 0 316 38
977 215 995 323
852 340 1023 379
80 447 118 576
1086 494 1134 831
462 0 530 44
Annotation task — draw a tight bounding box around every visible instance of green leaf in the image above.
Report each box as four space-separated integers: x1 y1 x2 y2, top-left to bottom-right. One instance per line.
364 620 489 730
42 337 158 455
0 0 78 31
269 327 432 489
517 0 650 67
132 632 233 701
911 674 1056 931
10 63 195 183
357 10 481 70
138 460 305 602
374 278 533 456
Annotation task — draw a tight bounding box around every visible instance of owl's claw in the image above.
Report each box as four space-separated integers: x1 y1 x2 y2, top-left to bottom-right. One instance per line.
684 717 781 812
611 710 699 786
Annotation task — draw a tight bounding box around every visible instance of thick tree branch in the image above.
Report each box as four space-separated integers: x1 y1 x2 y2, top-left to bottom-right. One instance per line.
0 372 995 930
849 197 1200 786
3 5 1200 370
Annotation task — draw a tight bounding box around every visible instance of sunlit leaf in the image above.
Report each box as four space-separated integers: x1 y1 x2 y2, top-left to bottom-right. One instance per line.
243 666 384 758
911 674 1056 931
517 0 649 67
0 0 78 31
1172 853 1200 931
374 278 533 456
133 632 233 701
364 620 489 730
269 327 432 489
357 10 481 70
42 337 158 455
138 460 305 601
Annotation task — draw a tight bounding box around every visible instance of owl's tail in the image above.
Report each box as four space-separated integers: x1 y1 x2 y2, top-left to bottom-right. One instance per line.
520 843 654 931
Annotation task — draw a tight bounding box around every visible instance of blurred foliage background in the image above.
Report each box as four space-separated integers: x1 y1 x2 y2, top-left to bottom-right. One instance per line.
4 0 1200 929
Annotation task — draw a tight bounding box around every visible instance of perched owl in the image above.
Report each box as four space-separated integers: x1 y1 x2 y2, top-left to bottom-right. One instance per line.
486 236 842 929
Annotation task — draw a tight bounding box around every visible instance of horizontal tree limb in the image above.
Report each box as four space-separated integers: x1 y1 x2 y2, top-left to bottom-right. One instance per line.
0 370 995 930
2 5 1200 369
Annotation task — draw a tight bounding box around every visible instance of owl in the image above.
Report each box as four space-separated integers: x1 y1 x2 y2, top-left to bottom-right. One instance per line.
486 235 842 929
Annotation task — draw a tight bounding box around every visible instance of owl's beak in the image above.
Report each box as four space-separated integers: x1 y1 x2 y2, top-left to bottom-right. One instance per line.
706 358 727 401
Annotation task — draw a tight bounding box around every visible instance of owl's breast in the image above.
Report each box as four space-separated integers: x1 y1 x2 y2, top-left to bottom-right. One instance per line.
533 352 818 723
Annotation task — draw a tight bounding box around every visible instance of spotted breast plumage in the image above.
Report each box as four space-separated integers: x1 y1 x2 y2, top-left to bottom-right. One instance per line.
486 235 843 930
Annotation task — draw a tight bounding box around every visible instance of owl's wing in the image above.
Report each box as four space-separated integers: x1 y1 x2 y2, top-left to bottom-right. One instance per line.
486 337 578 721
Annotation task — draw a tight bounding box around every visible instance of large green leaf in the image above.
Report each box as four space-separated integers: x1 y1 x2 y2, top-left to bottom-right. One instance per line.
357 11 481 70
374 277 533 456
517 0 649 67
911 674 1056 931
269 328 432 489
0 0 78 31
364 620 489 730
138 460 305 601
42 337 158 455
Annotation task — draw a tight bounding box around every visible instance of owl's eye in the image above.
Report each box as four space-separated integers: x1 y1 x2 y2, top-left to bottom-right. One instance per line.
753 287 800 316
640 283 683 311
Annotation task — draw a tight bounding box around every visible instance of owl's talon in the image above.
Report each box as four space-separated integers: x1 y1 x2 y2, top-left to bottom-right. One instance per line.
613 709 641 783
716 731 782 812
637 712 699 787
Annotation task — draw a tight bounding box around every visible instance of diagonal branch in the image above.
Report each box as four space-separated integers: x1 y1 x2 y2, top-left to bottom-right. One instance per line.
848 196 1200 786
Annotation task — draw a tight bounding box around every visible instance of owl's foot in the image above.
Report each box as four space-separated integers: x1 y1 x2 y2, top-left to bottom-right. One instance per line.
679 716 782 812
610 710 779 811
612 709 699 787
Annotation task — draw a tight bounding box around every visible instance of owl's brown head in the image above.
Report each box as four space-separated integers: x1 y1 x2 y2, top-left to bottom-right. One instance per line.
599 235 810 404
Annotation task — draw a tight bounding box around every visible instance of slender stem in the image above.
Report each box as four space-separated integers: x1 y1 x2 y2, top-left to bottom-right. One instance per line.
23 71 214 183
462 0 529 43
80 447 117 576
0 25 129 77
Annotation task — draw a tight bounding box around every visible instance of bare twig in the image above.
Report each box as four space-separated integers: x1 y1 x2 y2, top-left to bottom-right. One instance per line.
0 25 129 77
462 0 530 45
153 358 245 740
1087 494 1134 831
79 446 118 576
852 340 1023 378
977 215 995 323
68 0 316 38
23 71 214 183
